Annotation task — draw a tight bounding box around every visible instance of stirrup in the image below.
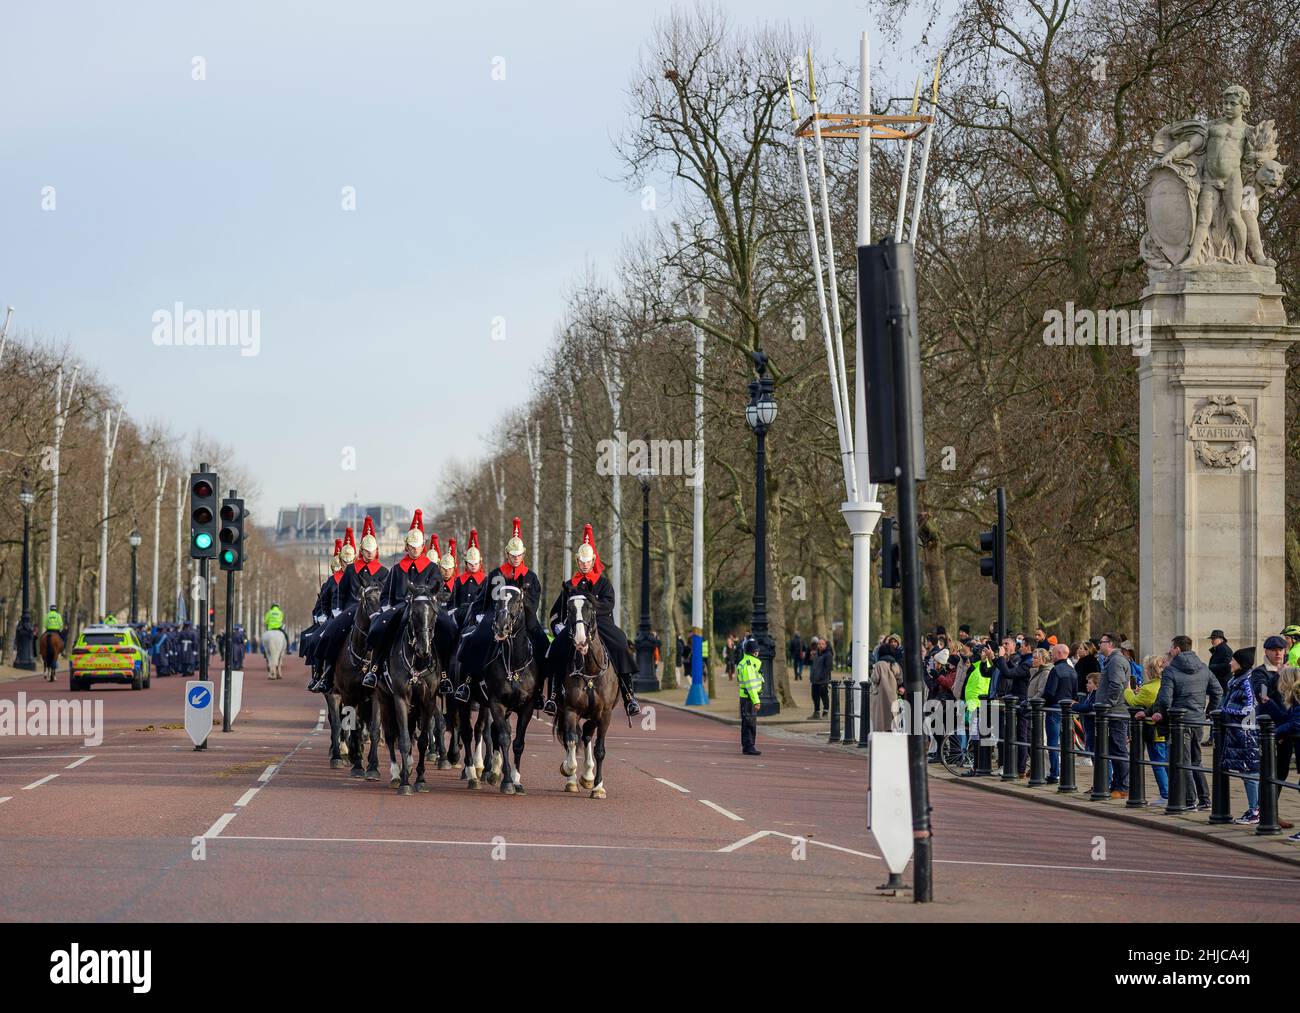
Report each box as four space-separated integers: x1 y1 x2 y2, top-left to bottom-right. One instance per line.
625 698 641 717
438 677 453 695
453 683 471 703
362 671 376 688
543 698 557 716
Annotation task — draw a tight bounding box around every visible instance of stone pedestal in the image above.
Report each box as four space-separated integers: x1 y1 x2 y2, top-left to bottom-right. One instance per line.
1139 264 1298 652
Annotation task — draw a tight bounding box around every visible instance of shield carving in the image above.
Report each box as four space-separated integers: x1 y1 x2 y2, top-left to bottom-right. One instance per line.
1144 166 1196 267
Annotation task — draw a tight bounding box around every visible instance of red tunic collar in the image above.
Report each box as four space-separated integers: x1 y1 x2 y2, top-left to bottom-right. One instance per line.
332 570 344 584
499 562 529 580
398 554 431 573
354 558 382 576
459 571 484 586
570 558 604 586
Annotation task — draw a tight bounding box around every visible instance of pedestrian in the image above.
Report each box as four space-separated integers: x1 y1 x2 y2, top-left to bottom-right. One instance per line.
960 644 993 771
1042 643 1077 784
1207 629 1233 691
1221 649 1262 824
1125 655 1169 803
1139 635 1223 811
736 636 762 756
725 634 737 681
1260 666 1300 843
1282 625 1300 668
1096 633 1131 797
789 631 804 681
809 636 832 719
869 641 901 735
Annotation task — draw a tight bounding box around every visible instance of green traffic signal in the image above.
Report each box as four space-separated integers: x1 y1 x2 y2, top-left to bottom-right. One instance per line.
222 549 236 565
194 532 213 550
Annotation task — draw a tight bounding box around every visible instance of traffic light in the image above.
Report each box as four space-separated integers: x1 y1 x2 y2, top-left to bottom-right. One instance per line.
880 516 901 589
189 471 218 559
219 495 246 571
978 524 1003 584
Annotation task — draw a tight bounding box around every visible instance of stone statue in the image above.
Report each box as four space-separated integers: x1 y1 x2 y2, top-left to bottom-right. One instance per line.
1141 85 1285 270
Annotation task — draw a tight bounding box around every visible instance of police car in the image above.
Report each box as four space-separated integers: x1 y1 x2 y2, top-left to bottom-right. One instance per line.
69 625 152 691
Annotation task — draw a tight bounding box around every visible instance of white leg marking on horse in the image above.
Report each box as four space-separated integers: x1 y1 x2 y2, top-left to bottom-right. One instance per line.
390 761 400 781
584 742 595 781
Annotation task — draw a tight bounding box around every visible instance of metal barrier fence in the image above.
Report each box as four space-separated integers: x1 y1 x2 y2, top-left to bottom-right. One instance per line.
825 680 873 748
965 692 1299 837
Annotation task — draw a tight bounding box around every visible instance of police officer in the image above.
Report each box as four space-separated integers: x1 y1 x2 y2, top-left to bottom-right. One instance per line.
264 601 285 635
43 604 66 640
546 524 640 718
455 517 548 704
736 636 762 756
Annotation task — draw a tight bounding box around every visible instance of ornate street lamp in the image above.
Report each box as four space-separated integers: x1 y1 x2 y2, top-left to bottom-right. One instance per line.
15 472 36 670
634 468 659 694
745 350 779 716
128 528 142 623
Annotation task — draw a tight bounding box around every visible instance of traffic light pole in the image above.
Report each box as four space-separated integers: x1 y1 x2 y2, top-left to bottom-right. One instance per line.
996 487 1007 644
886 243 933 904
197 555 209 750
222 569 234 733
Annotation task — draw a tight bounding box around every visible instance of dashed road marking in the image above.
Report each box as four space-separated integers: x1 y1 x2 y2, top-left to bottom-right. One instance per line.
201 812 238 839
258 765 278 782
22 774 58 790
700 799 743 821
65 755 94 770
234 787 261 808
0 796 11 805
654 777 689 793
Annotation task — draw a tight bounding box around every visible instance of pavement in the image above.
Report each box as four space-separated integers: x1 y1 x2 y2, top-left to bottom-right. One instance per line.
3 654 1299 921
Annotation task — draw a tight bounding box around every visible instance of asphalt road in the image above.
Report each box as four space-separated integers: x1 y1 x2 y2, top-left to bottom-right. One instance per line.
2 654 1299 921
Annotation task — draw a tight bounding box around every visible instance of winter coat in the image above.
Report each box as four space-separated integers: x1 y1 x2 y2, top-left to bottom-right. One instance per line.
1260 695 1300 738
1124 679 1165 743
1042 660 1078 707
1096 650 1132 716
869 659 901 733
810 649 832 686
1027 664 1052 701
1152 650 1224 726
1208 641 1234 690
1220 672 1260 775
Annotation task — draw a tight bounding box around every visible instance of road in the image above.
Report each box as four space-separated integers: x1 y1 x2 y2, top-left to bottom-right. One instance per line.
2 654 1298 921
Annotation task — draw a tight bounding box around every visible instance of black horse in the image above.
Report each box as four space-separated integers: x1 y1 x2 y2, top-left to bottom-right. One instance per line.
552 594 618 798
459 585 541 794
325 583 383 780
377 592 441 795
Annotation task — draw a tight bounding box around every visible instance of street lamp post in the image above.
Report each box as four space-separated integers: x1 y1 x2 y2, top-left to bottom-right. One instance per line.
745 350 779 717
128 528 142 624
15 473 36 670
634 469 659 695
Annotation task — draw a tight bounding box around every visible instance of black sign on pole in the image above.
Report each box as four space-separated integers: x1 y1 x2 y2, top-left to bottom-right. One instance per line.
860 238 933 904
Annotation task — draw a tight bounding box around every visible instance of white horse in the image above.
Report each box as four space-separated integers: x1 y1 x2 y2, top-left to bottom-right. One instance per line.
264 628 289 680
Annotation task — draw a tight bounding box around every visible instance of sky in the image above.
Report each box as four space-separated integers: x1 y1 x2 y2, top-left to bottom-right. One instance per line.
1 0 937 523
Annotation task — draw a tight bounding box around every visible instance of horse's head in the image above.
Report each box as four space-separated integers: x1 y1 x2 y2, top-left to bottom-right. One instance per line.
356 584 383 632
492 584 523 641
404 592 438 670
566 593 605 667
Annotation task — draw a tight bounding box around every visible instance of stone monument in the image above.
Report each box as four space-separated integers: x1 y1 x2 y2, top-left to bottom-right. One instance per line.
1139 84 1297 651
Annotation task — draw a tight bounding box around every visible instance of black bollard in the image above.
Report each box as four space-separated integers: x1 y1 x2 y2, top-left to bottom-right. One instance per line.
1001 695 1018 781
1028 698 1046 786
842 676 856 745
1165 709 1187 814
974 696 994 776
857 682 870 748
1058 700 1077 793
828 680 841 743
1090 710 1110 800
1258 716 1281 836
1126 708 1146 808
1209 710 1232 824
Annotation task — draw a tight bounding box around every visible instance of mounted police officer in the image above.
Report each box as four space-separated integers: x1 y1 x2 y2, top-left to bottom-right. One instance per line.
546 524 640 718
43 604 67 641
454 517 548 705
309 518 388 693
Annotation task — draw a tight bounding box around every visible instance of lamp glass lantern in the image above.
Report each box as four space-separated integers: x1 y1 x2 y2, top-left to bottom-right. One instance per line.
128 528 142 548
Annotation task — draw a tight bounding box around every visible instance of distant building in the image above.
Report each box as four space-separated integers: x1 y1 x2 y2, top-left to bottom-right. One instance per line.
272 502 409 574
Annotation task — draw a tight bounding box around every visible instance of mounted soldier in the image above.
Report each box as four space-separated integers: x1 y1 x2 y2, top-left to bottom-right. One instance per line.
546 523 641 718
364 510 443 689
309 517 388 693
452 529 486 629
301 537 344 675
454 517 548 706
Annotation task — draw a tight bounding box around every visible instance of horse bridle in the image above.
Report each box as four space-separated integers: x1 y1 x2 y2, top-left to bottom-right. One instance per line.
566 597 609 688
346 589 381 668
401 595 437 676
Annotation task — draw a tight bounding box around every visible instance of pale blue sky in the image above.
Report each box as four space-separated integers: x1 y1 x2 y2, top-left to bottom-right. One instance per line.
1 0 936 520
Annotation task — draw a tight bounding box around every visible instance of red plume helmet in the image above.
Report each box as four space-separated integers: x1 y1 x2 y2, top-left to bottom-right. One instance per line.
360 515 378 555
505 516 525 557
340 526 357 563
575 522 602 580
428 533 442 563
464 528 482 570
442 538 458 576
405 509 425 551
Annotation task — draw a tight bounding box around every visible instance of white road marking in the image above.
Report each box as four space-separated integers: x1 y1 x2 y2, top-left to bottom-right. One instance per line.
234 787 260 808
0 797 12 805
22 774 58 790
201 812 238 839
215 834 721 854
64 755 94 770
654 777 689 793
0 754 90 761
258 765 278 782
699 799 743 821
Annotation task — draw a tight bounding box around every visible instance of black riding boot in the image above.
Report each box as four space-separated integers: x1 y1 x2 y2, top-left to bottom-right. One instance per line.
618 672 640 717
310 660 334 694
